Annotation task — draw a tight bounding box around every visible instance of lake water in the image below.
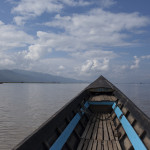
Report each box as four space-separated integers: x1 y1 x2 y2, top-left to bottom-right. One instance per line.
0 83 150 150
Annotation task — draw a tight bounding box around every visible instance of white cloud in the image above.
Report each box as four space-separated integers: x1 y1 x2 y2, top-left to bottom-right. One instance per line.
21 5 150 77
130 56 140 69
0 52 15 66
141 55 150 59
45 9 150 48
80 58 109 74
22 58 77 78
120 65 128 70
71 50 117 60
59 65 65 70
0 20 34 51
19 46 116 79
12 0 63 25
62 0 90 6
100 0 116 8
1 1 149 81
20 8 149 63
24 44 52 60
12 0 63 16
23 9 149 62
13 16 28 26
0 51 18 70
81 60 94 72
0 59 15 66
130 55 150 70
11 0 90 25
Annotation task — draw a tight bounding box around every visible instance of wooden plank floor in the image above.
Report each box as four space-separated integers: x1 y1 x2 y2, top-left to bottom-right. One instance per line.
77 113 122 150
91 95 117 102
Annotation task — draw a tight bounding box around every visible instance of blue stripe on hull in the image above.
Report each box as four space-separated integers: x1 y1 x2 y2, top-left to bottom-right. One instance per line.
49 102 89 150
88 101 114 105
112 103 147 150
50 101 147 150
50 113 81 150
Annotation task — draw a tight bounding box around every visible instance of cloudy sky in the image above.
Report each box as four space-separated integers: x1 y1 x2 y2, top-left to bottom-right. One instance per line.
0 0 150 82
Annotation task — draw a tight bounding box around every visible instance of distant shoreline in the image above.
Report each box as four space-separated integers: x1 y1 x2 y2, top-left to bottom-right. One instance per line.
0 82 89 84
115 83 150 84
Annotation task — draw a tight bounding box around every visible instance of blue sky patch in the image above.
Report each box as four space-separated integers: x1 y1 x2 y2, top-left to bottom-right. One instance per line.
0 0 150 82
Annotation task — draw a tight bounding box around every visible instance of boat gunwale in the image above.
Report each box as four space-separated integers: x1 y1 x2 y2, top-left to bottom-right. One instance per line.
106 78 150 135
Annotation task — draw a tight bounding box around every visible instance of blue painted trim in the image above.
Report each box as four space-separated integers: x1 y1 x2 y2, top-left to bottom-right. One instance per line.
112 102 116 109
50 113 81 150
88 101 114 105
112 103 147 150
84 101 89 108
50 102 89 150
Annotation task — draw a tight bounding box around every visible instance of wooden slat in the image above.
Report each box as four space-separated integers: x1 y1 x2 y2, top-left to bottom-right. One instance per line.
97 127 103 140
104 95 111 101
108 141 113 150
77 139 85 150
81 117 93 139
99 95 104 101
93 115 97 123
109 118 118 141
92 140 97 150
78 113 123 150
86 123 94 139
92 97 96 101
82 139 89 150
92 120 99 140
108 96 112 101
97 140 102 150
116 141 122 150
122 107 129 115
104 141 109 150
81 122 90 138
107 96 112 101
97 115 103 140
106 114 115 140
97 96 101 101
108 114 122 150
91 97 95 101
103 95 108 100
103 114 109 140
90 95 117 102
127 114 135 125
111 96 117 101
98 114 103 128
111 112 117 121
87 140 93 150
112 140 117 150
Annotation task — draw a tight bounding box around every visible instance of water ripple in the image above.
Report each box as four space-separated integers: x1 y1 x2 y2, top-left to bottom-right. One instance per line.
0 83 150 149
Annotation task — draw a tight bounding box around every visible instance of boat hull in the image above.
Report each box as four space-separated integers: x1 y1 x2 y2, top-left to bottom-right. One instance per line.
13 76 150 150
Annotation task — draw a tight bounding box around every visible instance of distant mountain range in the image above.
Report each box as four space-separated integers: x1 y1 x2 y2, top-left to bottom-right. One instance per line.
0 69 84 83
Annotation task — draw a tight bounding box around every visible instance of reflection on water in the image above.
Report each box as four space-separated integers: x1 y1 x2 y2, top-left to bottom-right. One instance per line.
0 83 88 150
0 83 150 149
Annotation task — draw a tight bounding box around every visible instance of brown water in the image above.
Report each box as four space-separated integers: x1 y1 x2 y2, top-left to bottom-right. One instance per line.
0 83 150 149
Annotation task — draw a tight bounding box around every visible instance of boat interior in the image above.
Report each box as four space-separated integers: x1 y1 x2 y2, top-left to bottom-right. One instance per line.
47 90 149 150
76 91 149 150
77 94 132 150
13 76 150 150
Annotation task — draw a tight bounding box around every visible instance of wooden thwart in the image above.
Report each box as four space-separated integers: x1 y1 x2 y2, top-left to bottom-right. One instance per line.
91 95 117 102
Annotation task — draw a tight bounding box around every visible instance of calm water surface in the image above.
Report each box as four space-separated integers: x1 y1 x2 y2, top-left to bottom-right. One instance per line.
0 83 150 149
115 83 150 117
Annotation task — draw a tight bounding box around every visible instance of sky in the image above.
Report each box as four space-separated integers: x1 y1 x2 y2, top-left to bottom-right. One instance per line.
0 0 150 82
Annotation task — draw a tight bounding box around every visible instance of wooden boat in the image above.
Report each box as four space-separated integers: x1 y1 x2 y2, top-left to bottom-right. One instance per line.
13 76 150 150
